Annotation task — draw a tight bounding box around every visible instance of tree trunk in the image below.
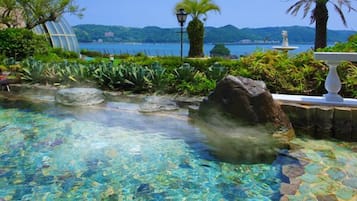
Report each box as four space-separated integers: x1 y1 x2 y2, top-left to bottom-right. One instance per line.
187 17 204 57
314 2 329 50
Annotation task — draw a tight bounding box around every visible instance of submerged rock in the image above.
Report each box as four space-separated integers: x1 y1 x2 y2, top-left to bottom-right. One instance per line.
192 75 295 163
139 96 179 113
55 88 104 106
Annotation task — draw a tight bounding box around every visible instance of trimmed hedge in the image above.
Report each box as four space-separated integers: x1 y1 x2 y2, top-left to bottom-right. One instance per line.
0 28 50 60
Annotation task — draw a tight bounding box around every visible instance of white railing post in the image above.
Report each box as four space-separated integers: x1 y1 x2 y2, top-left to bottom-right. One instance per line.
314 52 357 102
323 60 343 102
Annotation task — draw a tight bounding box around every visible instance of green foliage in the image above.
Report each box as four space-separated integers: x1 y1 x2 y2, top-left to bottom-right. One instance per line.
206 62 228 81
210 44 230 57
0 0 84 29
54 61 93 84
9 49 357 98
319 33 357 52
81 49 106 58
174 63 197 82
92 62 152 92
230 50 327 95
34 48 80 63
175 0 220 57
50 48 79 59
123 63 150 92
20 58 47 83
176 72 216 95
286 0 355 49
0 28 50 60
20 58 94 85
0 64 7 72
0 54 6 64
175 0 221 20
146 62 168 90
187 18 205 57
335 61 357 98
93 62 126 90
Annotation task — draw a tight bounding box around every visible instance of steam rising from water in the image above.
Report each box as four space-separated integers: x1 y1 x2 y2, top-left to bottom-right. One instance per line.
192 111 283 164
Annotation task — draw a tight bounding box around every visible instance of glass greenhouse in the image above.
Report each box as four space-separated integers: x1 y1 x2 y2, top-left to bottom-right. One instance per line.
33 18 80 53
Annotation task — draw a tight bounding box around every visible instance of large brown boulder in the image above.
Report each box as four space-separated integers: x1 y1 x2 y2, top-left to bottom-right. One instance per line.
192 75 295 163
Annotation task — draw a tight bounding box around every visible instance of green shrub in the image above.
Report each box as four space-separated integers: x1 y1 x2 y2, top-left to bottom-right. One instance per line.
0 28 50 60
174 63 197 82
336 61 357 98
230 50 327 95
175 72 216 95
146 62 168 91
210 44 230 57
92 62 126 90
206 62 228 81
50 48 79 59
20 58 47 83
319 33 357 52
123 62 150 92
80 49 105 58
12 49 357 98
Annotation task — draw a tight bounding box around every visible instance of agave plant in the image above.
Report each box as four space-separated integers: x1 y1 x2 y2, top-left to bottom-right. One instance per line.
55 61 93 84
206 62 227 81
20 58 47 83
93 62 127 90
3 57 16 66
123 62 150 91
146 62 167 89
174 63 197 82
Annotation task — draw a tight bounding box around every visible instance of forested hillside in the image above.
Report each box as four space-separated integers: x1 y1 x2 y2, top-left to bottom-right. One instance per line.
73 24 355 44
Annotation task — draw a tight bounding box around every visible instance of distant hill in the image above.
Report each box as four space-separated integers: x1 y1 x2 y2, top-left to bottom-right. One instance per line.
73 24 356 44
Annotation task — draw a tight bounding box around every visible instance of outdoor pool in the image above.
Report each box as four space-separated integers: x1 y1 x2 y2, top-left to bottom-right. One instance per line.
0 88 356 201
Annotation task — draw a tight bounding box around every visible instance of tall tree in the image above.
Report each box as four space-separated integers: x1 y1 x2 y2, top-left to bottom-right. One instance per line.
175 0 220 57
0 0 84 29
287 0 356 50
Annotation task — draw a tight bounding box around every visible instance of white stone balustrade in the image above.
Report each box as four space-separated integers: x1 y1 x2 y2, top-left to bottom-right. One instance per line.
314 52 357 102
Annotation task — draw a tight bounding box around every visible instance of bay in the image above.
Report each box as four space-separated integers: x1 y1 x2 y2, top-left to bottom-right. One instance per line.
79 42 315 57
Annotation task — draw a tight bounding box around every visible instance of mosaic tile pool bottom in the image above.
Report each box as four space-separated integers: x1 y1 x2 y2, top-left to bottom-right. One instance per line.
283 138 357 201
0 106 282 201
1 100 356 201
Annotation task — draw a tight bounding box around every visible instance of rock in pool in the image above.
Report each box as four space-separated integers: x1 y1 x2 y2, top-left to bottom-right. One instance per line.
55 88 104 106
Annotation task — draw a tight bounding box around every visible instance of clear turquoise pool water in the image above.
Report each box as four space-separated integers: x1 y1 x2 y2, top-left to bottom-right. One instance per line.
1 91 356 201
0 94 285 201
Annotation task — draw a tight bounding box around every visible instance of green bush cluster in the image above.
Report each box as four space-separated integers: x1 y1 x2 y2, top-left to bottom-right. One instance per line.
319 33 357 52
16 57 228 95
3 32 357 97
210 44 231 57
4 49 354 98
20 58 95 85
0 28 50 60
232 50 328 95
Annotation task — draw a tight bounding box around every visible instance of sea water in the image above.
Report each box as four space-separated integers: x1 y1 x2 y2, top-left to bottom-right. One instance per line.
79 42 314 57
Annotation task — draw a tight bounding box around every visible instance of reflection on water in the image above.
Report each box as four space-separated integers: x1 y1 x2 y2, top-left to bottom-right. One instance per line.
0 89 356 200
0 92 284 200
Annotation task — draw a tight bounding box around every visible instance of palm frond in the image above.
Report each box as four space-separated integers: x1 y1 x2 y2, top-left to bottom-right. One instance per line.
332 3 347 25
286 0 306 16
175 0 220 19
329 0 356 26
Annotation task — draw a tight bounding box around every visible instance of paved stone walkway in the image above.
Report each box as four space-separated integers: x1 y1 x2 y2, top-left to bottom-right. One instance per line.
280 138 357 201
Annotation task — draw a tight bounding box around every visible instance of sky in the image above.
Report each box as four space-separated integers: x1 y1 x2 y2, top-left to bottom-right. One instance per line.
65 0 357 31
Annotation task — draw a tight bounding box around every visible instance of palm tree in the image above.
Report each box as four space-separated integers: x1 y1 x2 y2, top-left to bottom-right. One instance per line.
287 0 356 50
175 0 220 57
